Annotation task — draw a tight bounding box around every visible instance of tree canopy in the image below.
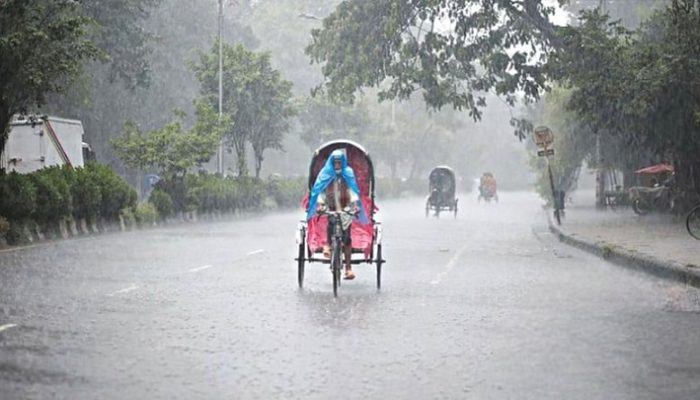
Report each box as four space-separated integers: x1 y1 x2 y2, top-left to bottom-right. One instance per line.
0 0 101 158
193 42 295 177
548 1 700 204
112 101 227 179
306 0 565 132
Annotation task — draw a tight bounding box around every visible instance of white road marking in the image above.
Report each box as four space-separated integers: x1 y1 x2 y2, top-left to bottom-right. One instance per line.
106 284 139 296
0 324 17 333
189 264 214 273
431 245 469 285
247 249 265 256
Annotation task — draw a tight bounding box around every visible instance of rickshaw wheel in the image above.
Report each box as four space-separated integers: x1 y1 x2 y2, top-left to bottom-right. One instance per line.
425 203 430 218
332 247 341 297
454 202 458 218
687 205 700 240
376 244 383 289
297 243 305 288
632 199 650 215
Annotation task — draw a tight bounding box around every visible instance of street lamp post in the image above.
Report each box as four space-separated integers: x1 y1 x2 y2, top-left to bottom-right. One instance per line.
217 0 224 175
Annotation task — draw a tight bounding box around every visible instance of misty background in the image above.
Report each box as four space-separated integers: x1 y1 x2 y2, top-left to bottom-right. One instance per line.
39 0 665 196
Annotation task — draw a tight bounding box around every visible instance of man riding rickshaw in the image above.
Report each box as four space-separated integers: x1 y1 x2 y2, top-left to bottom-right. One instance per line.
425 166 458 218
296 140 384 296
478 172 498 203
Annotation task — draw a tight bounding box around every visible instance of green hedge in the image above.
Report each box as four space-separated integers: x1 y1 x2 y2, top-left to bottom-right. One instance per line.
149 189 174 220
148 173 306 217
265 176 306 208
0 163 137 244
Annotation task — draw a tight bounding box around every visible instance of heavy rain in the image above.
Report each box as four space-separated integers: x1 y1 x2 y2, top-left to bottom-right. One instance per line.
1 0 700 399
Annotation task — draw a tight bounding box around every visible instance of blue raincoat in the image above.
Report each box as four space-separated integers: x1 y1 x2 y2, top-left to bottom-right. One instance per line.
306 149 369 224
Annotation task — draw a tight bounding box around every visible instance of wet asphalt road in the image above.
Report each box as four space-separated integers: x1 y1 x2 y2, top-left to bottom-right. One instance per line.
1 192 700 399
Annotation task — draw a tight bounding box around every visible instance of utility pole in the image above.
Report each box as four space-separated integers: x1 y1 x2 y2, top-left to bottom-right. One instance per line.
217 0 224 175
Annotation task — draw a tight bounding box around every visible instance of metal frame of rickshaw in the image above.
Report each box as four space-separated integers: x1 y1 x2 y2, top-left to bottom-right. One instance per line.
295 140 385 289
426 166 459 218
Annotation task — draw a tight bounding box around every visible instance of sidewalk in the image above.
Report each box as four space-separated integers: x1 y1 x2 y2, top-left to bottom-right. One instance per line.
548 190 700 285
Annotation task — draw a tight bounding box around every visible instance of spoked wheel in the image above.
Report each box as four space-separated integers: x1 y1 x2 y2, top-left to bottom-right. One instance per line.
375 244 383 289
687 205 700 240
632 199 651 215
331 244 341 297
453 200 458 219
297 227 306 288
425 203 430 218
297 244 305 288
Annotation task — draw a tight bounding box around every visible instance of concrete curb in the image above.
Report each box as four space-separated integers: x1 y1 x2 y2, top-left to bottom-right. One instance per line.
548 217 700 288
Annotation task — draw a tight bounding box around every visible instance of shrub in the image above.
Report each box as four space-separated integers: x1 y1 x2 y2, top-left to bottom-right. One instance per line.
30 173 64 227
0 172 36 221
134 202 157 227
266 176 306 208
86 162 137 221
0 216 9 241
35 167 73 221
154 176 187 214
236 177 265 211
149 189 174 220
4 222 23 245
119 207 136 228
71 166 102 221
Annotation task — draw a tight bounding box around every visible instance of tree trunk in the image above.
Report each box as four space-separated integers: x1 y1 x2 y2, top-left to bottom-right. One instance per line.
390 159 397 180
675 155 700 212
254 150 263 179
233 137 247 177
0 104 12 163
622 168 635 190
408 158 418 181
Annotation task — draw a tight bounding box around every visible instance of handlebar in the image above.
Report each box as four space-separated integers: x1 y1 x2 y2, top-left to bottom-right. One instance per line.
318 207 358 217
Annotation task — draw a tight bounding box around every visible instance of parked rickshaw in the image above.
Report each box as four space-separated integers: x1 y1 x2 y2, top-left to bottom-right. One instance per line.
295 140 384 296
425 166 458 218
628 164 675 215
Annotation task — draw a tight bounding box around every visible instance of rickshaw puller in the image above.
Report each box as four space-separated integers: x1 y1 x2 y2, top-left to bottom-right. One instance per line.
306 150 367 280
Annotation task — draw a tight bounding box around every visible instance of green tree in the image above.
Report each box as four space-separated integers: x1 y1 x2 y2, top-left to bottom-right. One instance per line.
0 0 100 159
44 0 256 174
248 62 296 179
193 42 295 177
305 0 564 138
112 101 226 180
550 2 700 206
74 0 162 90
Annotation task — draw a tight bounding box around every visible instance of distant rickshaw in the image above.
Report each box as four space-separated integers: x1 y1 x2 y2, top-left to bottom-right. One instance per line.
478 172 498 203
425 166 458 218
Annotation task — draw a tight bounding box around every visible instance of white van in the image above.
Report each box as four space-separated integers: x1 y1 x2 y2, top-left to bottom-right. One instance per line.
2 115 91 173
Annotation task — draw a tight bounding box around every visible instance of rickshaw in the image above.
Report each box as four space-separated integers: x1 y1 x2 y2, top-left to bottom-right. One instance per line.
628 164 675 215
478 172 498 203
295 140 385 296
425 166 458 218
